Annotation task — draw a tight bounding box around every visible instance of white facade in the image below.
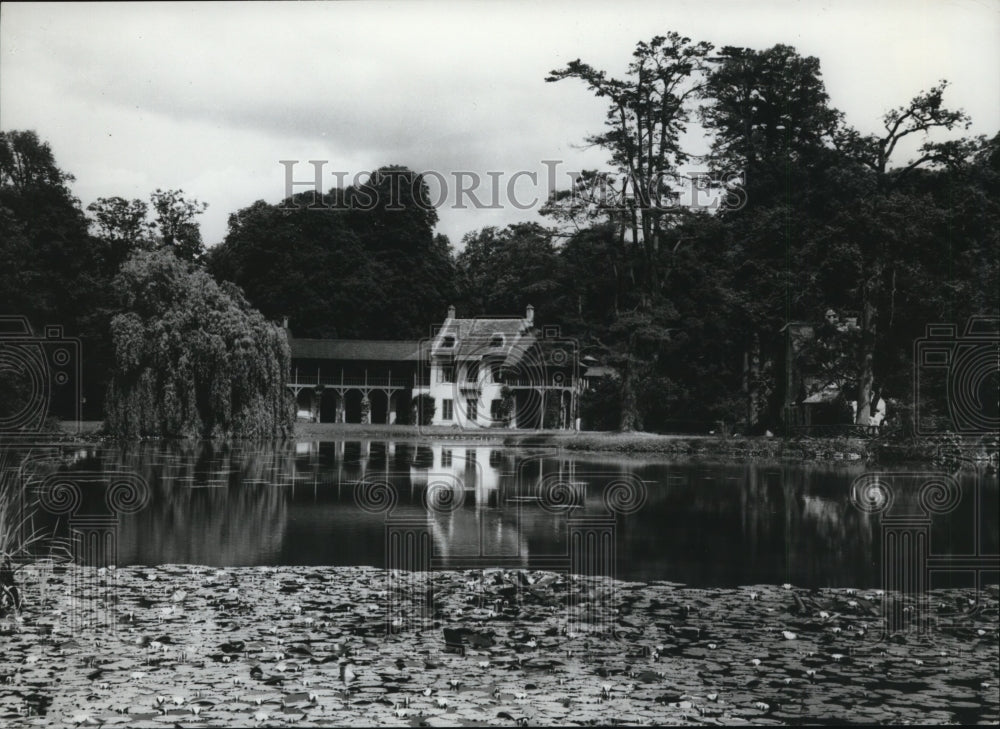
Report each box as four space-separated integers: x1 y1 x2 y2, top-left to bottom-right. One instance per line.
414 356 512 428
411 306 537 428
412 305 579 430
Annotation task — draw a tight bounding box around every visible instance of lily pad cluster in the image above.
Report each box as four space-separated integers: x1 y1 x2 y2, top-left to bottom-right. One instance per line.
0 565 996 726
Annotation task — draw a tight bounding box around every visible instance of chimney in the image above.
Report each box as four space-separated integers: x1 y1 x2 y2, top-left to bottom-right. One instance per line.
525 304 534 325
447 305 456 320
282 316 289 329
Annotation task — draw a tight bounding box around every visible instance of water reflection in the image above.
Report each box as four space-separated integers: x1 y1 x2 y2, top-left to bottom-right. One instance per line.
39 440 999 588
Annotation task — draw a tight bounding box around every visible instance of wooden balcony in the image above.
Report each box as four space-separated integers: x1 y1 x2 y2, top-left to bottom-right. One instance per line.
289 370 409 389
501 375 575 389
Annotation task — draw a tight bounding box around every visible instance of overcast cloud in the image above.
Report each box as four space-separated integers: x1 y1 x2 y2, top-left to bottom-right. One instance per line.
2 0 998 248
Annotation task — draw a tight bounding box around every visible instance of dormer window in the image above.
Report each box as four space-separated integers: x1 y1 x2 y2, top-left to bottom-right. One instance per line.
490 334 504 348
442 335 455 348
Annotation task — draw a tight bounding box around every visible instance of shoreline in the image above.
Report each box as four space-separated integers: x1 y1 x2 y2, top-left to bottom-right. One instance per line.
1 564 997 726
56 421 874 462
42 421 999 465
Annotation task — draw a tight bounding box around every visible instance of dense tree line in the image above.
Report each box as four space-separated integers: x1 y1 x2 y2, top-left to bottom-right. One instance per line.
0 131 215 423
207 167 458 340
2 32 996 435
503 36 998 433
1 130 114 420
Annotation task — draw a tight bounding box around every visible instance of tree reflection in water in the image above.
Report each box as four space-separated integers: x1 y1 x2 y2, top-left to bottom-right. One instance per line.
41 440 998 588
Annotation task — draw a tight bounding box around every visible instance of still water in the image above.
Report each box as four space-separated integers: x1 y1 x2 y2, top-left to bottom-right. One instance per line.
38 440 999 589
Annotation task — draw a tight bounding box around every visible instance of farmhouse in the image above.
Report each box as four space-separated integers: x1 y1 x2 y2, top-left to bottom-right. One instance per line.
286 306 588 429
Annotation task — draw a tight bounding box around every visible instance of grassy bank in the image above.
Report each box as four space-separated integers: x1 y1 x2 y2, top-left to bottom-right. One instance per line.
292 422 872 461
52 421 998 465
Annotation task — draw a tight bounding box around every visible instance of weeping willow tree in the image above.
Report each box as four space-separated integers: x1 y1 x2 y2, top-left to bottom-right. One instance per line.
105 250 294 438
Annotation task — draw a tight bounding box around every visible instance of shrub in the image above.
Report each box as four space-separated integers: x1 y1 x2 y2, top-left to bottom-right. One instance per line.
413 394 435 426
580 375 620 431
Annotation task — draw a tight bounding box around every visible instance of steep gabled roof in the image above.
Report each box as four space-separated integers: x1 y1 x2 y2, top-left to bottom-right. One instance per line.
432 316 535 362
781 321 816 354
289 339 426 361
802 383 842 404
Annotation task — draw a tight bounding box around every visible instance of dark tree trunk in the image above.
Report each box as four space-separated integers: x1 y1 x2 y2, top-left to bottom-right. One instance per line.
744 330 763 432
619 330 641 432
619 357 640 431
856 279 878 426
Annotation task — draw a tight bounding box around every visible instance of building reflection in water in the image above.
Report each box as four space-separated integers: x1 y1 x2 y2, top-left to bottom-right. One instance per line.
35 440 998 588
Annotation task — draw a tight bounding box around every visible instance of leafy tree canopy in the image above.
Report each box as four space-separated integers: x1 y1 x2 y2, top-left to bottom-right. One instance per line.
208 166 457 339
105 250 293 438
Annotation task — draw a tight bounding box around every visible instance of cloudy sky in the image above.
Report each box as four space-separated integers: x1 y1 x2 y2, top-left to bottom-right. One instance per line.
2 0 998 249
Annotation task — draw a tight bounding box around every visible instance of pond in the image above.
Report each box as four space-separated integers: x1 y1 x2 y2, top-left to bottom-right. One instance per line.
25 439 1000 589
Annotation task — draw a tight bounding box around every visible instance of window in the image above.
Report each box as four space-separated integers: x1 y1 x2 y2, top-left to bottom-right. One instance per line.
442 335 455 348
438 364 455 383
441 448 452 467
490 334 504 348
490 363 503 382
442 399 453 420
490 399 502 420
466 398 478 421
